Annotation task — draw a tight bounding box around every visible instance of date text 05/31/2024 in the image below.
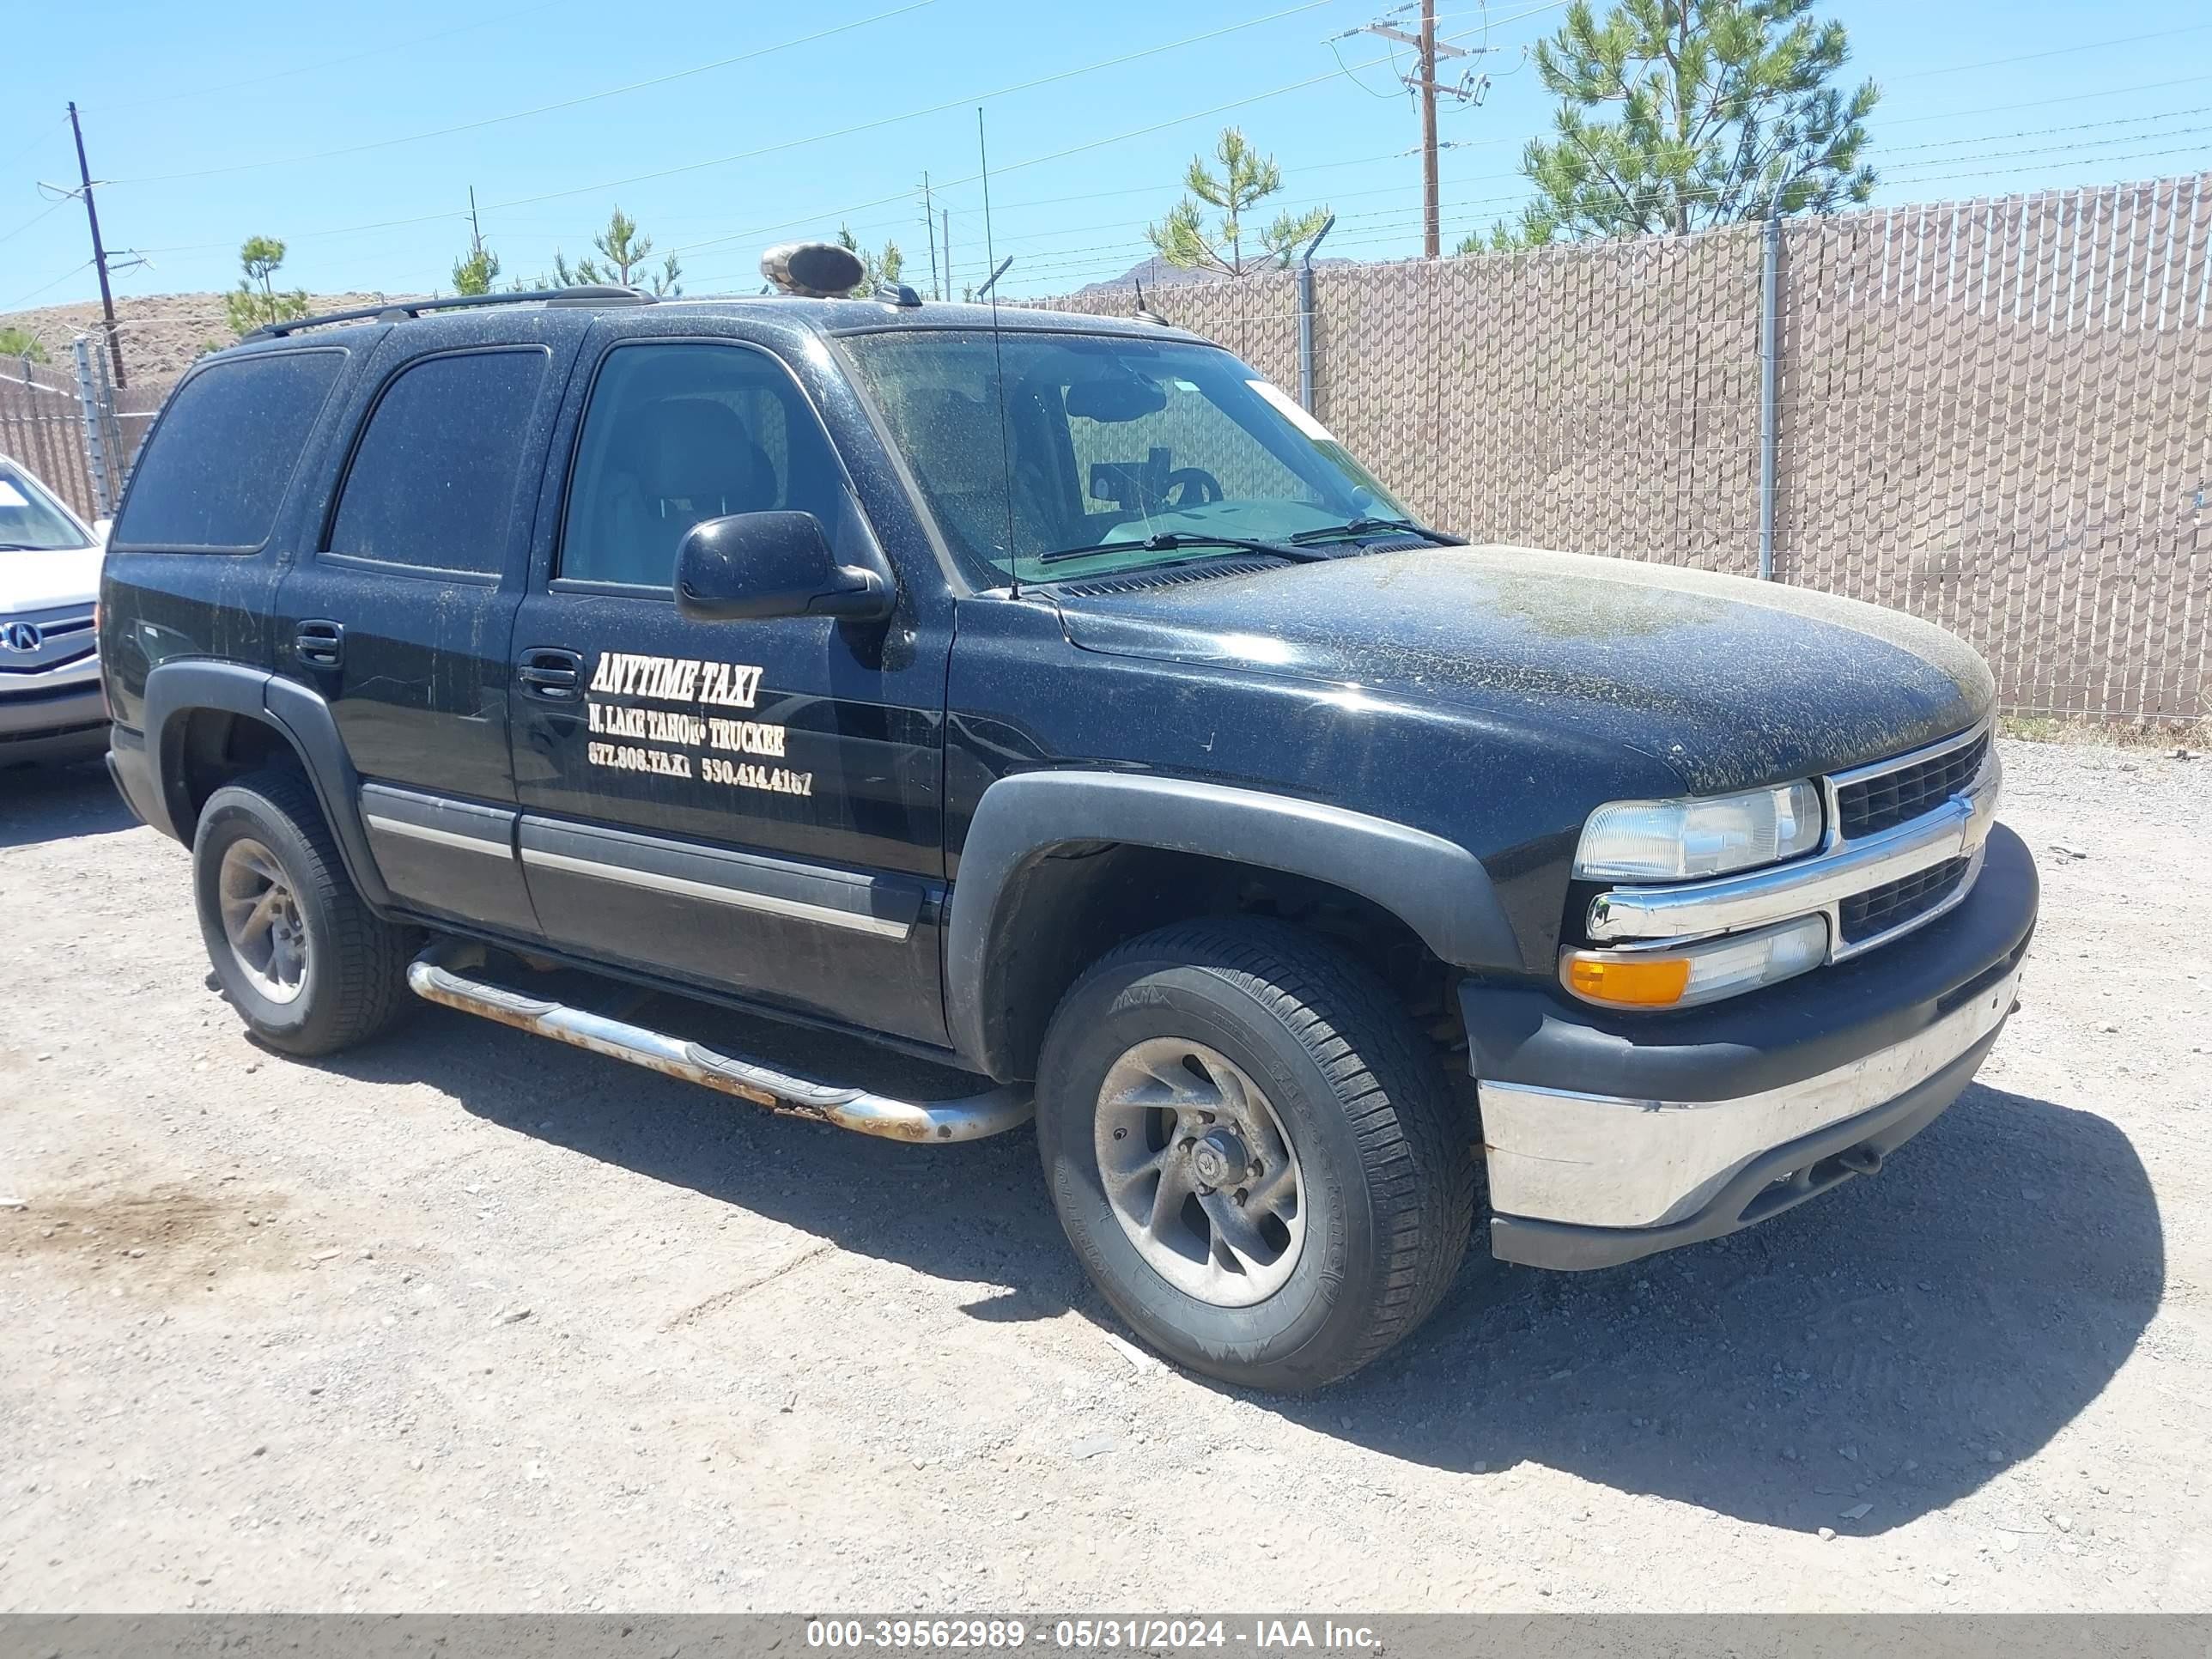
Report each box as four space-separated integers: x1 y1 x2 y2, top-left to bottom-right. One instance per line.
805 1620 1380 1652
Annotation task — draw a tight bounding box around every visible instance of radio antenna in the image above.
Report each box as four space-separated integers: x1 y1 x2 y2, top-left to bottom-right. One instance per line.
979 106 1020 600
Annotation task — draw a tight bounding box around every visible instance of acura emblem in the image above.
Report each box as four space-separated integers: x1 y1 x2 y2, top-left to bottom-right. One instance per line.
1 621 43 653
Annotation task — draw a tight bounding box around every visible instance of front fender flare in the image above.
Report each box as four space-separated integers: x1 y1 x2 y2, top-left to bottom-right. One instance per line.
944 769 1521 1077
140 660 392 910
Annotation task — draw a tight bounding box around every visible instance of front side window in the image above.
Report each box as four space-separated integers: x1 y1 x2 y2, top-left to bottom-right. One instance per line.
112 348 345 550
326 348 550 578
0 462 93 553
559 341 850 589
843 331 1412 583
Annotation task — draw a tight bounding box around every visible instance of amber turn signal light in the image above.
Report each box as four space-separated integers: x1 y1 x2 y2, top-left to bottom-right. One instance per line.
1564 951 1692 1008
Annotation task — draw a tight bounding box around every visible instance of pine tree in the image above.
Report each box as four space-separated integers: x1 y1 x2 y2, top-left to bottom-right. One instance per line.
836 225 903 295
1471 0 1876 250
1146 128 1330 277
554 207 683 295
223 237 313 337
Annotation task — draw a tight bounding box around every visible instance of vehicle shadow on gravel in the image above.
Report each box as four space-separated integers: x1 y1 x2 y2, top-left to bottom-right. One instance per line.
0 761 138 849
1290 1081 2162 1535
313 997 1090 1317
310 1000 2158 1537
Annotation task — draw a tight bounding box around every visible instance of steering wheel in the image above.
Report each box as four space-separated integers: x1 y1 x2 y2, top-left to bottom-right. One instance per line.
1160 467 1224 510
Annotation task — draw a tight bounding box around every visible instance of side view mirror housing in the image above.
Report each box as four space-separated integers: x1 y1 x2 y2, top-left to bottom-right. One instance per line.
675 511 895 624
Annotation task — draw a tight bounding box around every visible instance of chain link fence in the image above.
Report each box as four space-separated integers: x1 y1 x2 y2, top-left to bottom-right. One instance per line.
1028 173 2212 724
0 337 173 526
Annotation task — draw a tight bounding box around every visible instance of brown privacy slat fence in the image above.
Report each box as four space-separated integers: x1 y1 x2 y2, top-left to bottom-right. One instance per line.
0 349 174 526
1028 173 2212 723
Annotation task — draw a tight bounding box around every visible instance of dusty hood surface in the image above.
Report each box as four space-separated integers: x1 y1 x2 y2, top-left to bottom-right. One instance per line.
1052 544 1993 794
2 543 105 614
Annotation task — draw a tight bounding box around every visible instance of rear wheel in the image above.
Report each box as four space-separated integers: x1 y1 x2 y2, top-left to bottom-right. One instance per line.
1036 919 1475 1390
191 769 415 1056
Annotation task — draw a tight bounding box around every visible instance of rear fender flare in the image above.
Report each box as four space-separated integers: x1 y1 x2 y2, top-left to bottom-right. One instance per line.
944 769 1521 1078
140 661 392 909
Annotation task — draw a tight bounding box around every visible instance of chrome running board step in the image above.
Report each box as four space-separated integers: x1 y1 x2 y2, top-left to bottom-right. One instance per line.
406 940 1031 1143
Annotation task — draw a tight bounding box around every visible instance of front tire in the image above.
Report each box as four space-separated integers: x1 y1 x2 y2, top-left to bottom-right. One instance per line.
1036 919 1475 1390
191 769 415 1056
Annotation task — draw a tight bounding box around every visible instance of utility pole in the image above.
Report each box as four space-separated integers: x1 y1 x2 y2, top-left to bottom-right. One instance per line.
922 173 940 301
468 185 485 258
66 101 126 388
1354 2 1486 258
941 207 952 301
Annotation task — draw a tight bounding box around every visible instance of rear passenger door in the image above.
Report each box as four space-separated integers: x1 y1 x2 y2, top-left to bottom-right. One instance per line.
273 334 574 934
507 331 949 1046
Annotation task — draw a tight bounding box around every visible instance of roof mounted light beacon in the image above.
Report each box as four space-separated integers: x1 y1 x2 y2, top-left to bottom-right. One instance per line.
760 241 868 298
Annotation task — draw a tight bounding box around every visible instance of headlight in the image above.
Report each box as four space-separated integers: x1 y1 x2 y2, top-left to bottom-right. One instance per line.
1563 914 1830 1010
1573 781 1823 881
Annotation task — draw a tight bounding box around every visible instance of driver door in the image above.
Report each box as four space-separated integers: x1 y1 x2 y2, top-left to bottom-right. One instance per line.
507 333 949 1045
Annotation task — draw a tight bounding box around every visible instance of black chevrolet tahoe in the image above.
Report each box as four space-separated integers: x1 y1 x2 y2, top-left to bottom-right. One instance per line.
99 246 2038 1389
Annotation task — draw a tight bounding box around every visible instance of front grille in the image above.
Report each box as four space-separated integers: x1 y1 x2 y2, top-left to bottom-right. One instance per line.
1836 732 1987 840
0 610 97 676
1839 855 1972 945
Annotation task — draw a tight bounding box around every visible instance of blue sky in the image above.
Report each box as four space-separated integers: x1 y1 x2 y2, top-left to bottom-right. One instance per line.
3 0 2209 311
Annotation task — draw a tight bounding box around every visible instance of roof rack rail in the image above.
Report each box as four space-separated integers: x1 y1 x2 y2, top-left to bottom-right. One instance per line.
246 283 653 342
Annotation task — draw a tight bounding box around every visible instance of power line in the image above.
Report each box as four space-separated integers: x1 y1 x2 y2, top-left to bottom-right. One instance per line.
1 259 93 313
1881 72 2212 127
106 0 947 185
0 113 70 180
1894 21 2212 80
471 0 1352 219
989 137 2212 286
667 20 1518 270
131 0 1359 262
792 108 2212 283
106 0 580 112
0 194 71 250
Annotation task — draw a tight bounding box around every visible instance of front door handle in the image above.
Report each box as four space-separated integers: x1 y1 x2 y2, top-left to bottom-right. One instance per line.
518 647 586 701
296 620 344 669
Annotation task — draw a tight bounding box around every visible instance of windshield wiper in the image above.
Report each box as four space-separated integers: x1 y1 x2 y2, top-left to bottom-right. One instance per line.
1285 516 1465 547
1035 532 1334 568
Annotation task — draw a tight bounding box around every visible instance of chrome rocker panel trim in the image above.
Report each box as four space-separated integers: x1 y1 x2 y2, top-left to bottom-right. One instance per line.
407 939 1030 1143
1587 728 2000 960
1477 956 2022 1231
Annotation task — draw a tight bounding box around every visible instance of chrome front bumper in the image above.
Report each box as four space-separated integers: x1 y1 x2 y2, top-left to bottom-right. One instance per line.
1469 813 2039 1269
1480 953 2021 1234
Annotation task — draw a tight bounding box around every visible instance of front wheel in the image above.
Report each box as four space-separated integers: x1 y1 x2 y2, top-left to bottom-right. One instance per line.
1036 920 1476 1390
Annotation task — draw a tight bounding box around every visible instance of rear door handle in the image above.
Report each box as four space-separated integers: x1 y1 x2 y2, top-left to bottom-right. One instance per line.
296 620 344 669
518 647 586 701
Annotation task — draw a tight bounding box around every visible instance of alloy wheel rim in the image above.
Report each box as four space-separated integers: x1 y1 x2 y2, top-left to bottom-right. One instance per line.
218 837 307 1005
1093 1037 1305 1307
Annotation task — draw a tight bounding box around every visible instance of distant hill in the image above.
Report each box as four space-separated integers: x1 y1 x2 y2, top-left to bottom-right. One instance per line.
0 290 390 388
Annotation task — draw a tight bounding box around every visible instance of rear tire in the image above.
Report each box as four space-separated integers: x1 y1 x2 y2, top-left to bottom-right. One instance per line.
191 768 415 1056
1036 919 1475 1391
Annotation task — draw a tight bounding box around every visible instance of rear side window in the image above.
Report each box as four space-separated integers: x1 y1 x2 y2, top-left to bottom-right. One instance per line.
112 349 345 550
326 348 550 579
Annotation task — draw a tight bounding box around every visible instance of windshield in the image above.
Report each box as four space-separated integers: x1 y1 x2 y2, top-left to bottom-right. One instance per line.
843 330 1415 583
0 463 93 552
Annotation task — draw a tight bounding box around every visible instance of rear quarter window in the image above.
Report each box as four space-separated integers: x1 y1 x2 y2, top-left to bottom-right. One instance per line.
324 347 550 580
111 348 347 550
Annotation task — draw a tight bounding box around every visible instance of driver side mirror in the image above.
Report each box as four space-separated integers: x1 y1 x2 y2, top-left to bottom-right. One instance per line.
675 511 896 624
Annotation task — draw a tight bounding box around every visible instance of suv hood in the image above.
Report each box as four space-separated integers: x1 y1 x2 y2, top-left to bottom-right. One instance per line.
1051 544 1992 795
3 543 104 614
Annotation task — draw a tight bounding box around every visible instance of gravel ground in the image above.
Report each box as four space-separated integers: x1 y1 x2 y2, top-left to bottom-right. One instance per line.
2 738 2208 1613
